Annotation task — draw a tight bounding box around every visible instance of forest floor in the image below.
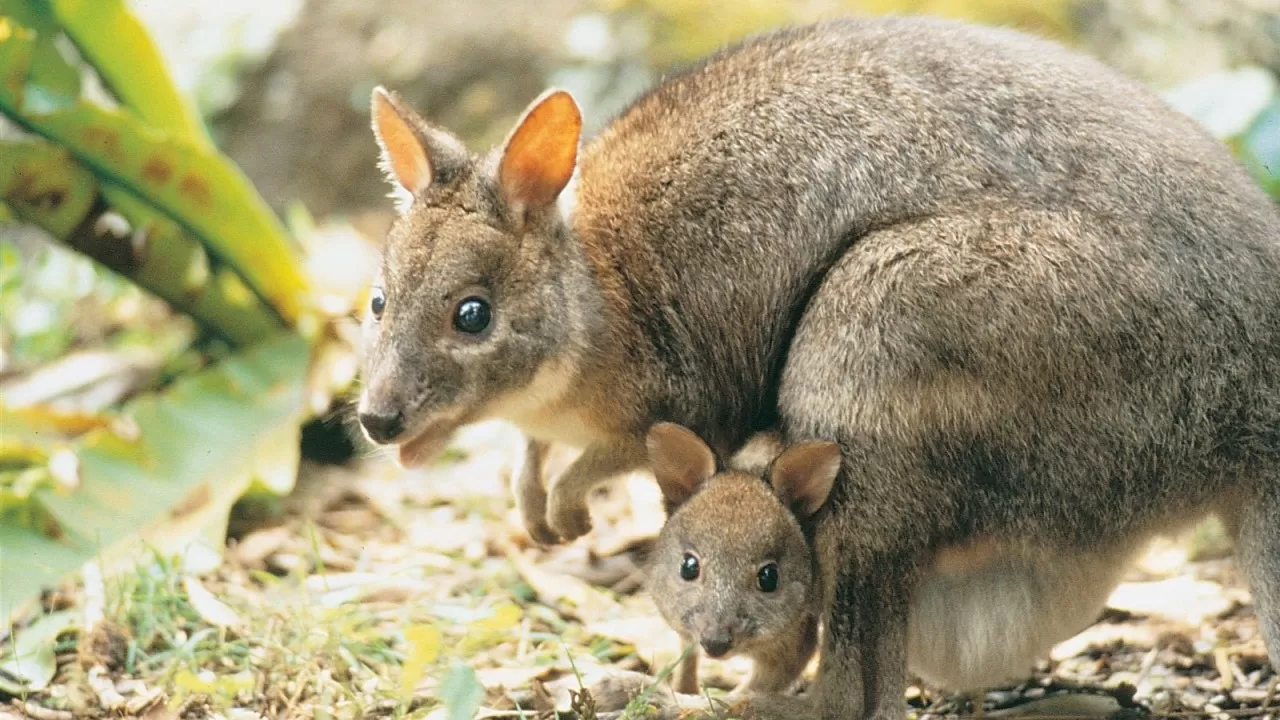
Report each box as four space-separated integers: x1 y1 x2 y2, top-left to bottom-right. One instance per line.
3 421 1276 720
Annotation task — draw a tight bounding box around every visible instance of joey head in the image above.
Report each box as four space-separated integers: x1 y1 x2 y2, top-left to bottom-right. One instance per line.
646 423 837 697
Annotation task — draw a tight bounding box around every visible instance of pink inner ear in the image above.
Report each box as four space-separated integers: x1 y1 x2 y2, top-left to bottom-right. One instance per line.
373 91 432 193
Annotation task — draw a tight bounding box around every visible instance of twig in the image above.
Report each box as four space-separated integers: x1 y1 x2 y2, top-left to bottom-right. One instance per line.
16 702 73 720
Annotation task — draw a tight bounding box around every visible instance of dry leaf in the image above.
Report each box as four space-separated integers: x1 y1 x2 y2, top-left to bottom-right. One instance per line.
400 624 443 699
182 576 244 629
1107 576 1236 625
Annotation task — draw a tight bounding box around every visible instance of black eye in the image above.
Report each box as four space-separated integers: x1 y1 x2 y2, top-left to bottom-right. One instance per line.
453 296 491 335
370 287 386 319
757 563 779 593
679 553 700 581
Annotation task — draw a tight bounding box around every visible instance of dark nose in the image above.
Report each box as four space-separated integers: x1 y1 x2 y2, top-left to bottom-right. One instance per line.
700 630 733 658
359 409 405 443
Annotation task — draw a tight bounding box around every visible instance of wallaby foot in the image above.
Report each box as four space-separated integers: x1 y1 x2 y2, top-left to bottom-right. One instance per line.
969 690 986 720
1231 486 1280 667
513 438 558 545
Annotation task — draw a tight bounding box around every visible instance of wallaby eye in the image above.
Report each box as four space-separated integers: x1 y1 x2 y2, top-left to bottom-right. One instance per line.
757 563 779 593
453 296 492 335
370 287 386 320
679 553 700 581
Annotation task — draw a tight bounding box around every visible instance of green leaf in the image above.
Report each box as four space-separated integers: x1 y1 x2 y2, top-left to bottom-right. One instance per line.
0 332 311 623
441 662 486 720
0 139 280 345
0 15 308 324
1238 98 1280 201
44 0 210 145
0 0 79 106
0 137 95 236
0 609 77 693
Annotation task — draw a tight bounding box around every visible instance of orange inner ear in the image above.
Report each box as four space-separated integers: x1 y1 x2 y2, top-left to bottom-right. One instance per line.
373 91 432 193
499 91 582 209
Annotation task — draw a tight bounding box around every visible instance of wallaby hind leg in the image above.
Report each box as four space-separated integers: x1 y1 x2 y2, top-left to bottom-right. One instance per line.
1231 486 1280 667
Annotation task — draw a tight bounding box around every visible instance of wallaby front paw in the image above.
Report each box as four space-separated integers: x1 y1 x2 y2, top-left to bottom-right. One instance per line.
547 496 593 541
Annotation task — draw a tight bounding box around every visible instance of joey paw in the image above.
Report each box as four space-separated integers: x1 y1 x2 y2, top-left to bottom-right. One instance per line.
588 671 678 714
587 671 733 720
547 497 593 541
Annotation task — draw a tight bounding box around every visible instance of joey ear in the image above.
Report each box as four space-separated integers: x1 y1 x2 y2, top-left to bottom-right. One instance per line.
769 442 841 518
497 89 582 215
371 87 468 211
647 422 717 508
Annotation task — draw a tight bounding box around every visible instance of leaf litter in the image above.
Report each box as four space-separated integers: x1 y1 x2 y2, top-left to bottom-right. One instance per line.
1 419 1277 719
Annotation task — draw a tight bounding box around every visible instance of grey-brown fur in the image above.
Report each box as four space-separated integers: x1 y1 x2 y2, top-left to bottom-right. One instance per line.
358 14 1280 720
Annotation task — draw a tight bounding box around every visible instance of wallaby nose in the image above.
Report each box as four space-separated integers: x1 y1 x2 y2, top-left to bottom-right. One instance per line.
359 409 405 444
700 630 733 658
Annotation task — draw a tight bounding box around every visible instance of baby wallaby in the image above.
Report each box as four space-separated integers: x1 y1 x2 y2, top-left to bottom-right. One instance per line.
645 423 838 697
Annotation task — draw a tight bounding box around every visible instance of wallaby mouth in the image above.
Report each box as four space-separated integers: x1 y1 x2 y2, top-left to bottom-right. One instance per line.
396 412 467 468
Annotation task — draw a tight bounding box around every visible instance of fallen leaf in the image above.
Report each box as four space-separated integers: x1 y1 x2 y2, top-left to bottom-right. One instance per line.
400 624 443 700
474 664 556 690
987 693 1122 718
173 668 218 694
0 610 78 693
1107 576 1237 625
501 540 618 619
440 662 485 720
182 576 244 629
474 602 522 634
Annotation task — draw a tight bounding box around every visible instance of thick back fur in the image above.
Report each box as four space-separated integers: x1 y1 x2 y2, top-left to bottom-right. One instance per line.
569 16 1276 459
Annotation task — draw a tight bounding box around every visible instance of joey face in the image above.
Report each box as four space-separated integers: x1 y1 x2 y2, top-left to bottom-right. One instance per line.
357 87 591 467
649 475 817 659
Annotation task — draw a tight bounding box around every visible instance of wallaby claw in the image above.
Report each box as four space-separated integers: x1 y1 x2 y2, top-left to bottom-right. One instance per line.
548 499 593 541
523 515 562 546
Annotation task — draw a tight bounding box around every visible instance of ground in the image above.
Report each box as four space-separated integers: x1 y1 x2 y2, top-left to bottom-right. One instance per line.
2 420 1277 720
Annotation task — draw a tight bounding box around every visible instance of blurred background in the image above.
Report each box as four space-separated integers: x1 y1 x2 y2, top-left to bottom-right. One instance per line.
1 1 1278 719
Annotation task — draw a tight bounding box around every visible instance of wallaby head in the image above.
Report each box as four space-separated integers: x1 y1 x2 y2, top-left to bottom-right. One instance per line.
357 87 597 466
645 422 839 659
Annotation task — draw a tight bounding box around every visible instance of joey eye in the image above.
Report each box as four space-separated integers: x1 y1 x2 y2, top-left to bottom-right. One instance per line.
453 296 491 335
679 553 700 581
757 563 779 593
370 287 386 320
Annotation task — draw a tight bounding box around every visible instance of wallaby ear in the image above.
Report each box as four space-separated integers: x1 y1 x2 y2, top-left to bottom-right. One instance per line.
370 87 468 212
497 89 582 215
647 422 717 508
769 442 841 518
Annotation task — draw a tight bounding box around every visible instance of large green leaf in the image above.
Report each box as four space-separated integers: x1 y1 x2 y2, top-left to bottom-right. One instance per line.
0 138 279 345
0 331 310 623
0 0 78 105
0 13 308 324
43 0 210 145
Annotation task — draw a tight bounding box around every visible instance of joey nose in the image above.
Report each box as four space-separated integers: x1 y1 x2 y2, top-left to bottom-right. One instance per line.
359 409 405 444
700 631 733 658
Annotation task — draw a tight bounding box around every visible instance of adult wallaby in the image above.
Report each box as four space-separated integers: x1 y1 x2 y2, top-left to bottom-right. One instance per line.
357 14 1280 719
